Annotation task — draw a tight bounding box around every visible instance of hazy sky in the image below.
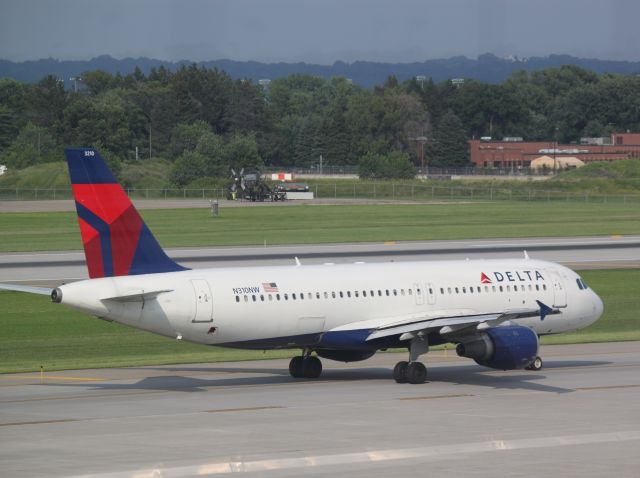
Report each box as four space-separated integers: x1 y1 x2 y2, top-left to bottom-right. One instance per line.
2 0 639 63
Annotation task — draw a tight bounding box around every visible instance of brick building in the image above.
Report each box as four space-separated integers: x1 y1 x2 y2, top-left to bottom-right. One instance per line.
469 133 640 168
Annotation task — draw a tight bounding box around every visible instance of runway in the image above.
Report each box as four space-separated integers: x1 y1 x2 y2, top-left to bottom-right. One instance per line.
1 235 639 287
1 341 639 477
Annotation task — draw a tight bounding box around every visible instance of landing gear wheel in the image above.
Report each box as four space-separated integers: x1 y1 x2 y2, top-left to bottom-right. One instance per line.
393 361 409 383
302 356 322 378
526 356 543 371
289 356 304 378
406 362 427 384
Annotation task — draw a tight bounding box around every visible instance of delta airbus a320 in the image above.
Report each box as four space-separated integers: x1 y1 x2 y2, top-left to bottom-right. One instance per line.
0 148 604 384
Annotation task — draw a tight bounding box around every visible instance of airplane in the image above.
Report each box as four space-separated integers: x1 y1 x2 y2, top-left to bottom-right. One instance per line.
0 148 604 384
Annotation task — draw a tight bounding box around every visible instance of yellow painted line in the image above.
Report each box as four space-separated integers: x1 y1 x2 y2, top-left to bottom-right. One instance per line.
0 419 78 427
610 235 623 239
383 241 397 245
7 375 107 382
576 384 640 392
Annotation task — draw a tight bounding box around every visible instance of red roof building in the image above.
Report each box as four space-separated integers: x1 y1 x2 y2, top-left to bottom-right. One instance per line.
469 133 640 168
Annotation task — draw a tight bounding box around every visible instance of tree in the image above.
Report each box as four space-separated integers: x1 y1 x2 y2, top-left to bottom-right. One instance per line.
358 151 415 179
431 110 469 167
170 151 207 186
196 131 226 177
1 122 59 168
225 133 263 171
171 121 212 157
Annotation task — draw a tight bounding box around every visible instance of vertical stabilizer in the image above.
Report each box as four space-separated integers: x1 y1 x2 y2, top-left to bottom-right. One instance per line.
65 148 187 278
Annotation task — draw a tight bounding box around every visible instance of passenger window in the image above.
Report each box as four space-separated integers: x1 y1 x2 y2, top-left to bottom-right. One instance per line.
428 288 433 294
355 291 359 297
491 286 496 292
332 291 336 299
260 295 265 301
448 287 452 294
513 285 517 291
440 288 444 294
276 294 281 300
408 289 412 296
284 293 289 300
235 296 240 303
499 286 503 292
416 288 422 295
300 293 304 300
292 293 296 300
244 295 249 302
535 284 539 291
484 286 488 292
386 290 390 296
339 291 344 298
393 289 397 296
543 284 547 291
528 285 532 291
462 287 466 294
269 294 273 301
362 290 367 297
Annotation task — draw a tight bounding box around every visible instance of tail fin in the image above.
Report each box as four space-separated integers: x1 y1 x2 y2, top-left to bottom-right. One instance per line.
65 148 187 278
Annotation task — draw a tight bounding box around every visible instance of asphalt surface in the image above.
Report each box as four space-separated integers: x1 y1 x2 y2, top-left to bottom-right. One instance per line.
1 342 639 477
1 235 639 287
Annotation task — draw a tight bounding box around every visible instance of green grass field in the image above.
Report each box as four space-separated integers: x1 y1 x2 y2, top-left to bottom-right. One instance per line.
0 268 638 373
1 202 639 253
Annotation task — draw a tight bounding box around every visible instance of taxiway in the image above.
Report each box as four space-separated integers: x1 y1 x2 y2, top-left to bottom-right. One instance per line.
1 342 639 477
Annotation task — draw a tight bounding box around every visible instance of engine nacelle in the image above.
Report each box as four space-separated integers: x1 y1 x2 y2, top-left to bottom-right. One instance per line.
316 349 376 363
456 325 538 370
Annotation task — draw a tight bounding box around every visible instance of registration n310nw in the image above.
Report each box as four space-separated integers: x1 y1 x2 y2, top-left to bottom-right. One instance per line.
1 148 604 384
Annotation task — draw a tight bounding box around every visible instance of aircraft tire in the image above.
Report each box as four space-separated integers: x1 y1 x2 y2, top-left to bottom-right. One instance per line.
393 361 409 383
407 362 427 384
302 356 322 378
526 356 543 371
289 356 304 378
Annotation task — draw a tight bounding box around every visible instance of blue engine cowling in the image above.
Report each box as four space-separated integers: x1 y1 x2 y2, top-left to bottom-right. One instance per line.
455 325 538 370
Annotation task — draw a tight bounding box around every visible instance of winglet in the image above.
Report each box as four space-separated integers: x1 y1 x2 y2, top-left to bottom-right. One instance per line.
524 250 530 260
536 300 553 321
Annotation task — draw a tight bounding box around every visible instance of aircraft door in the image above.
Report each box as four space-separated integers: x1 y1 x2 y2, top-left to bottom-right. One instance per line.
426 283 436 305
414 283 424 305
191 279 213 323
546 270 567 308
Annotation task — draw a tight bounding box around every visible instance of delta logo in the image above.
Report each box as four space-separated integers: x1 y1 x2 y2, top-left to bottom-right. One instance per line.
480 270 545 283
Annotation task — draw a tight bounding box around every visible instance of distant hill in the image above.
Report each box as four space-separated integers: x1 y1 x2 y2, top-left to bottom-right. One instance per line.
2 53 640 88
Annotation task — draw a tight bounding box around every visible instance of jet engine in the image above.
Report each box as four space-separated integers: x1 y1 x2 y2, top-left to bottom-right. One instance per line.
455 325 538 370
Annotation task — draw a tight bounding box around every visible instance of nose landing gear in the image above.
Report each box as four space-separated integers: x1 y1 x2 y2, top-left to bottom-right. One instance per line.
525 356 543 371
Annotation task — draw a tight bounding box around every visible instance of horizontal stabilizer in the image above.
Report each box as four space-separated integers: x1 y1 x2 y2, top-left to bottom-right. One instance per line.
0 283 51 296
101 289 173 303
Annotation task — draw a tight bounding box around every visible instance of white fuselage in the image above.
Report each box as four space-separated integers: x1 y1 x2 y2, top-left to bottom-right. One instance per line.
56 258 603 350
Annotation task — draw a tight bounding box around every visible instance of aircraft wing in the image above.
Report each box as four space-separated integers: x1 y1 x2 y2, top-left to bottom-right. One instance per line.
0 283 51 295
357 304 557 342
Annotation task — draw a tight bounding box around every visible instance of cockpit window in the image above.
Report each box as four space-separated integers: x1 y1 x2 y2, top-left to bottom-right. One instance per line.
576 278 589 290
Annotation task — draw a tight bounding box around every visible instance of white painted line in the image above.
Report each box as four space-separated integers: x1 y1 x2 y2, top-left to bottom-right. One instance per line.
68 430 640 477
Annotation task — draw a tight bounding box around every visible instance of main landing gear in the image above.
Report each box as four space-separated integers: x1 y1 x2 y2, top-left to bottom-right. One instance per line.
289 352 322 379
393 335 429 384
525 356 543 371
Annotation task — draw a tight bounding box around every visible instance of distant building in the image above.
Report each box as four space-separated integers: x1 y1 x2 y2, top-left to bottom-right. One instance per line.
469 133 640 168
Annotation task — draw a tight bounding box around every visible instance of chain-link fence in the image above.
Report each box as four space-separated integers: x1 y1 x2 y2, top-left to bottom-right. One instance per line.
1 184 639 205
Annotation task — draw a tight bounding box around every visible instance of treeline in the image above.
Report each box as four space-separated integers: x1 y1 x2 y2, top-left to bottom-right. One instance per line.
1 64 639 184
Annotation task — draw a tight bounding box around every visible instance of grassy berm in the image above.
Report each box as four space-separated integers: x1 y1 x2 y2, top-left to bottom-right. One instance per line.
0 269 638 374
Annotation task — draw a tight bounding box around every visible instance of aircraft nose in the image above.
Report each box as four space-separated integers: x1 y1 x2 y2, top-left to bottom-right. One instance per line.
591 291 604 323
